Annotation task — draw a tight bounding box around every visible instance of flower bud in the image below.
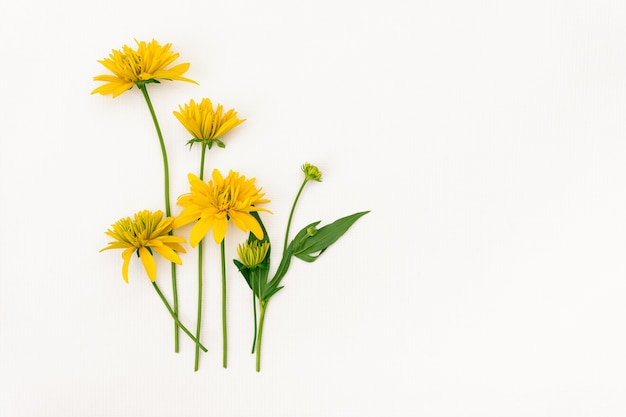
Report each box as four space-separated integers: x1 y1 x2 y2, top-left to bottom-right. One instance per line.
306 226 318 237
302 163 322 182
237 240 270 268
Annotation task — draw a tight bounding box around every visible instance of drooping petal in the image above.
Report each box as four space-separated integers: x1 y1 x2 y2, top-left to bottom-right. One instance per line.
230 211 264 239
166 242 187 254
139 247 157 281
121 247 135 283
152 244 183 265
212 217 229 244
190 216 214 247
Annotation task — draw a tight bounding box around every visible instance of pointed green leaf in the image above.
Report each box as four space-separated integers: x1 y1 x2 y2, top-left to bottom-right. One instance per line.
263 285 284 300
233 259 252 289
291 211 369 261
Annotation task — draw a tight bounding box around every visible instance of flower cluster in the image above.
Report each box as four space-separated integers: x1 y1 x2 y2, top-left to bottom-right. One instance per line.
94 39 367 372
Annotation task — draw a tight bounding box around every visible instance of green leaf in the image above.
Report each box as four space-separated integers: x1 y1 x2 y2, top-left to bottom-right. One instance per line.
233 259 252 289
294 250 324 262
291 211 369 262
234 211 272 297
249 211 271 269
263 285 284 300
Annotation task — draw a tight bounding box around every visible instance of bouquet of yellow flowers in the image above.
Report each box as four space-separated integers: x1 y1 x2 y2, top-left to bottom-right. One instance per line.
93 39 368 372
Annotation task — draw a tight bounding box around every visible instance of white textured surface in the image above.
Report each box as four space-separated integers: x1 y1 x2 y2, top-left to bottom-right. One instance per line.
1 1 626 416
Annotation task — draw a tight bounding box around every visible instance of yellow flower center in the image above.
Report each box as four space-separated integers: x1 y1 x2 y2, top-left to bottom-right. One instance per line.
217 189 233 212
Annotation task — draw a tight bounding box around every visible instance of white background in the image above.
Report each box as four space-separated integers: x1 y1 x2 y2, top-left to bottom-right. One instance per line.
1 0 626 416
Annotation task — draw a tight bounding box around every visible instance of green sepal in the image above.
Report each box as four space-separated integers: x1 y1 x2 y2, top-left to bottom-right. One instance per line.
136 247 154 257
186 138 227 150
291 211 369 262
135 79 160 89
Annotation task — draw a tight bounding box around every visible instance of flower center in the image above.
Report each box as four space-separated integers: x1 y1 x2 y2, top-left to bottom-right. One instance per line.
122 52 142 78
216 188 233 213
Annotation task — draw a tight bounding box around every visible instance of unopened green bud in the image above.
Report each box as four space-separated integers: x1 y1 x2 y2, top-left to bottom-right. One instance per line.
306 226 318 237
302 163 322 182
237 240 270 268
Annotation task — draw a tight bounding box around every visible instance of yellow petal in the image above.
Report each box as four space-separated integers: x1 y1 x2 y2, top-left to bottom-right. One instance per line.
212 169 224 187
190 216 213 247
231 211 264 240
172 207 202 229
139 247 157 281
166 242 186 253
212 217 229 244
158 235 187 244
121 247 135 283
152 244 183 265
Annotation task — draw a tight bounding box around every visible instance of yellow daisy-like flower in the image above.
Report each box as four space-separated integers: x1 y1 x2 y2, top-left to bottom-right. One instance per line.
91 39 198 98
101 210 187 282
173 169 271 246
174 98 246 149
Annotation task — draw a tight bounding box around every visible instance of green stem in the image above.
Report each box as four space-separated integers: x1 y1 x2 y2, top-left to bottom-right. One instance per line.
194 240 203 371
139 84 179 352
199 142 207 181
251 291 257 354
194 143 208 372
221 240 228 368
251 269 258 354
283 179 308 253
256 301 267 372
152 282 207 352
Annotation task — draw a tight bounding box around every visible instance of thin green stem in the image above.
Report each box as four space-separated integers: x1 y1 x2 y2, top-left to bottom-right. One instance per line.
194 143 208 372
221 240 228 368
283 179 308 253
139 84 179 352
256 301 267 372
152 282 208 352
194 240 203 371
250 268 260 354
199 142 208 181
251 290 257 354
170 265 179 352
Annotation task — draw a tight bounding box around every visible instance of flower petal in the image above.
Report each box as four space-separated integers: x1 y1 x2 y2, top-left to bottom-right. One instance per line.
212 217 229 244
152 244 183 265
139 247 157 281
230 211 264 239
121 247 135 283
190 216 214 247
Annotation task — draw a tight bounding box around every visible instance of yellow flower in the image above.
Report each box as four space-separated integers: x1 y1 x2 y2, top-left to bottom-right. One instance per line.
173 169 271 246
91 39 198 98
101 210 187 282
174 98 246 149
